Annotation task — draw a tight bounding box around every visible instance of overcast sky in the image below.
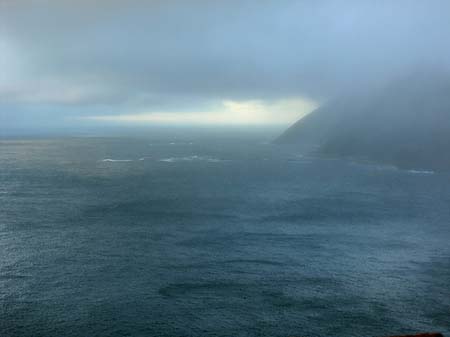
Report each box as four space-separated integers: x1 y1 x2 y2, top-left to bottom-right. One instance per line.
1 0 450 131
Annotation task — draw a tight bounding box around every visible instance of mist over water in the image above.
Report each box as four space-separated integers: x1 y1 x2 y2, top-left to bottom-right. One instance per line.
2 1 450 336
1 133 449 337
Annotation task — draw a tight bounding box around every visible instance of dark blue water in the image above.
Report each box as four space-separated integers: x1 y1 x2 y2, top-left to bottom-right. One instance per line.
1 135 450 337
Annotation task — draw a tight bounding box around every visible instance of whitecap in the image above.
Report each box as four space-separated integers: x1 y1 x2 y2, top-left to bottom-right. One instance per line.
168 141 194 146
407 169 434 175
100 159 133 162
159 158 176 163
374 164 398 171
159 155 224 163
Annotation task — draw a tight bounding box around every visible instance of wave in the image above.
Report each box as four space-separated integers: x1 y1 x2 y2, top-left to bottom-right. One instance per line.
159 155 224 163
148 142 193 146
223 259 285 266
169 142 193 145
354 161 435 174
100 159 133 162
287 155 312 164
287 160 312 164
158 281 246 298
407 169 435 175
373 164 399 171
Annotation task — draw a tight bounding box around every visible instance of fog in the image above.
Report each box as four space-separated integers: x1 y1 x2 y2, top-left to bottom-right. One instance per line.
1 0 450 132
3 3 450 336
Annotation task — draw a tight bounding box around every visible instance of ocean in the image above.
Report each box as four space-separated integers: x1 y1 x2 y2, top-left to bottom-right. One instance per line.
1 133 449 337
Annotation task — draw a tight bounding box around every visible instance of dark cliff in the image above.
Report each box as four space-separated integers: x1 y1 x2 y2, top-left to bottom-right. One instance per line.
276 70 450 171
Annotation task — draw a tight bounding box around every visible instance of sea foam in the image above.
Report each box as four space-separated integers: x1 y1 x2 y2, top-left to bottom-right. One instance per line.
159 155 224 163
100 159 133 162
407 169 435 175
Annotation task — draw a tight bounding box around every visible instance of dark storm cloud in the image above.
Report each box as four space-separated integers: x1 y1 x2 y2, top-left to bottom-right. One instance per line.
1 0 450 127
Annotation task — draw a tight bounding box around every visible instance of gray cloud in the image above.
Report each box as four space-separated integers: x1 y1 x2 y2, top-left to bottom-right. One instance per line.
1 0 450 129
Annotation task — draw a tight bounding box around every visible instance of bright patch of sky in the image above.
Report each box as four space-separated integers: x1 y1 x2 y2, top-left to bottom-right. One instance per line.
86 98 318 126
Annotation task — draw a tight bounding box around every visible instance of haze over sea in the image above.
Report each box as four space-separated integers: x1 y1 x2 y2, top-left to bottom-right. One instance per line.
1 131 449 337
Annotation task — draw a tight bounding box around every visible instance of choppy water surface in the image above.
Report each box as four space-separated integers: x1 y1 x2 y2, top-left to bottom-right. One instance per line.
1 136 449 337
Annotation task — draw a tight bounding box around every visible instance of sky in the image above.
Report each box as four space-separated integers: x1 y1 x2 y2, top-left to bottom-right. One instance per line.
1 0 450 132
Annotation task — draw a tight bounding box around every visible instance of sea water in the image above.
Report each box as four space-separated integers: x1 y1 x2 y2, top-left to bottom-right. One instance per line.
1 134 449 337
